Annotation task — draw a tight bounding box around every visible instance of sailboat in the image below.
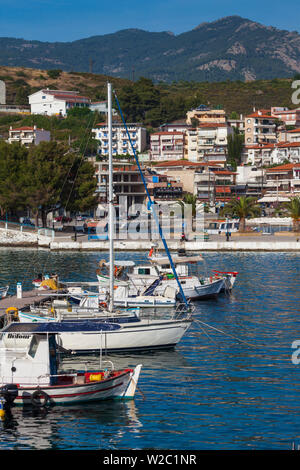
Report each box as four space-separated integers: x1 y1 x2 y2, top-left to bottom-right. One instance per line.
17 83 192 353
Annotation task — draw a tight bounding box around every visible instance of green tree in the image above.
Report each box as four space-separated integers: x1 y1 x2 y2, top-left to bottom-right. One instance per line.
285 196 300 232
220 196 261 232
23 141 97 226
0 141 28 216
227 132 244 169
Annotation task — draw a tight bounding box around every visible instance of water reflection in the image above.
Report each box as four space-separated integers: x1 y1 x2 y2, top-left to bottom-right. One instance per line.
0 250 299 449
0 400 142 450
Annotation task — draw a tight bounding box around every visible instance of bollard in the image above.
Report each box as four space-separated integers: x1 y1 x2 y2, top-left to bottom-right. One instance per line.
16 282 22 299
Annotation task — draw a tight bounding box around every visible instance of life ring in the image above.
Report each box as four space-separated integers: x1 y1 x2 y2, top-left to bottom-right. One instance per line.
6 307 19 319
100 302 107 309
31 389 49 407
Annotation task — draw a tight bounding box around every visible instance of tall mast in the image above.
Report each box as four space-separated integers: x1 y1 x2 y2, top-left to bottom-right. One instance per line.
108 82 114 312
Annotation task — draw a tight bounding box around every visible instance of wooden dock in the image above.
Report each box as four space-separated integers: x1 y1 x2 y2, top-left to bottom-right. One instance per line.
0 288 56 317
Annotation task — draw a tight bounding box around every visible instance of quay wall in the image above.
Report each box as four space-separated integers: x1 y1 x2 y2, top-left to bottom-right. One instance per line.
49 239 300 252
0 228 300 251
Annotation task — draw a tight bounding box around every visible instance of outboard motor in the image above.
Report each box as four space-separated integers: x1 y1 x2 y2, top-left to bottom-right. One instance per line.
0 384 18 406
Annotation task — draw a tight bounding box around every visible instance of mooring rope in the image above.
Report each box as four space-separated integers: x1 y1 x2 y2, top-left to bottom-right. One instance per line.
193 318 268 349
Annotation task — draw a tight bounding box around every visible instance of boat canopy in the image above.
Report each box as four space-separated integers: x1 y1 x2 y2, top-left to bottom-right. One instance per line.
114 260 136 267
150 254 203 265
1 321 121 334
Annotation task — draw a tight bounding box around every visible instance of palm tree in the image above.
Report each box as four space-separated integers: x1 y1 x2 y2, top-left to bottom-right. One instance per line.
285 196 300 232
220 196 261 232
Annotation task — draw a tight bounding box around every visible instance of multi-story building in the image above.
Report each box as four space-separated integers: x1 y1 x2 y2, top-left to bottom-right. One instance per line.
93 122 147 157
264 163 300 198
186 105 226 125
149 131 185 161
29 89 91 117
235 165 266 199
94 160 146 207
271 107 300 127
194 167 237 203
153 160 221 195
185 123 233 162
244 141 300 166
244 110 277 145
146 173 183 201
8 125 50 146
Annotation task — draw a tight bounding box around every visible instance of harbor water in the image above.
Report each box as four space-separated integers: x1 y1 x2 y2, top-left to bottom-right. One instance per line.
0 248 299 450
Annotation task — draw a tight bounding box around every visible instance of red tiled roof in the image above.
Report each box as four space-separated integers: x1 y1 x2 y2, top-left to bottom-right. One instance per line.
246 112 274 119
287 128 300 133
197 123 228 128
154 159 219 168
245 144 275 149
277 141 300 148
266 163 295 172
152 132 184 136
213 170 236 175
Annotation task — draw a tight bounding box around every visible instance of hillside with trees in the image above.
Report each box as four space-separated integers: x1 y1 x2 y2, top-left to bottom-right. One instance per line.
0 66 297 142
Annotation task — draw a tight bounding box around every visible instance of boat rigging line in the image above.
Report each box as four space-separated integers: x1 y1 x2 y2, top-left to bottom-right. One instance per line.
112 87 189 309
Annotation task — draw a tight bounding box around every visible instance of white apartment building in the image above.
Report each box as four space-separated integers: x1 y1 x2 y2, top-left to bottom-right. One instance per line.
150 131 185 161
8 125 50 146
243 142 300 167
185 124 233 162
93 122 147 157
29 89 91 117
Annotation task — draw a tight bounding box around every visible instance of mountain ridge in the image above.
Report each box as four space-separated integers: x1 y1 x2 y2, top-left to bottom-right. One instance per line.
0 16 300 82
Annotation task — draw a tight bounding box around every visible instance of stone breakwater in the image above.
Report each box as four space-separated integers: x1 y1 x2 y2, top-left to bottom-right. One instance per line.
0 228 51 247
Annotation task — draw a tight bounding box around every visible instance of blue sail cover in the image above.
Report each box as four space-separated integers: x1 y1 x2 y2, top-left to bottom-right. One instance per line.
2 321 121 334
143 276 163 296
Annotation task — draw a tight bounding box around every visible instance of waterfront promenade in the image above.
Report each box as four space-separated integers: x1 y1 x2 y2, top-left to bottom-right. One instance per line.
0 226 298 251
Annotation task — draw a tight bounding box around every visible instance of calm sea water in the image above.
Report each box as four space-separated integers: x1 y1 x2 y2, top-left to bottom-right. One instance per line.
0 248 299 450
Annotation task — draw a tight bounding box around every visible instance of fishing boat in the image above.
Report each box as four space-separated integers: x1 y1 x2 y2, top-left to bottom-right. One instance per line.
0 322 142 406
97 252 226 300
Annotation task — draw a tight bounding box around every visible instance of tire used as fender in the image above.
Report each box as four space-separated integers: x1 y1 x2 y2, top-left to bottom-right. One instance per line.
31 389 50 407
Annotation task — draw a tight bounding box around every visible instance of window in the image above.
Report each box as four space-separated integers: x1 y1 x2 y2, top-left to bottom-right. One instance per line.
138 268 151 275
28 336 39 358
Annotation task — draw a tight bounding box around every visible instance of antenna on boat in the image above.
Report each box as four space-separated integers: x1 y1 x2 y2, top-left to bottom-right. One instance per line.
108 82 114 312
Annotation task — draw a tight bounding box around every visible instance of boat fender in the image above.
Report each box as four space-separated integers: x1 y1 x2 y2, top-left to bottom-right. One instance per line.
31 389 49 407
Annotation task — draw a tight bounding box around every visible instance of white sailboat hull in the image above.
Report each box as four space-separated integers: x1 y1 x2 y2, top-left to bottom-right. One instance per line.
17 312 192 353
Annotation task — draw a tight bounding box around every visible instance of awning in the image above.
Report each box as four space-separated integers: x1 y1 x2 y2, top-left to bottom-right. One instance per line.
215 186 231 193
258 196 290 202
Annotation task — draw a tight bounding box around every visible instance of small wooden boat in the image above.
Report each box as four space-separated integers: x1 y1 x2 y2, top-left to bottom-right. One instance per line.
0 285 9 299
0 322 142 406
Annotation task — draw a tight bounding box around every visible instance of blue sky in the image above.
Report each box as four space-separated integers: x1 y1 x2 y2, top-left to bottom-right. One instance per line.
0 0 300 42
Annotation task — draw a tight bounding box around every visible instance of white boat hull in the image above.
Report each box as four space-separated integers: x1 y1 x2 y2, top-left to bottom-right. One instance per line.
17 312 192 353
11 366 142 406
